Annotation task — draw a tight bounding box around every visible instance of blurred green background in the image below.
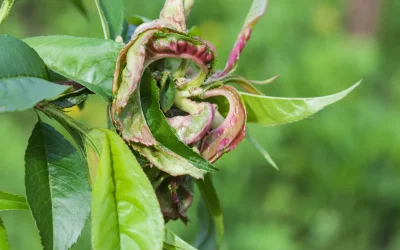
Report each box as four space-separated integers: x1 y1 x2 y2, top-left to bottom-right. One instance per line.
1 0 400 249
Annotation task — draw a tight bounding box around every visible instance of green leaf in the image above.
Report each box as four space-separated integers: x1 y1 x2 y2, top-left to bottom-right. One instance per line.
24 36 124 101
51 88 89 109
241 81 361 126
0 191 29 211
0 77 69 113
25 119 91 250
0 0 14 25
69 0 87 17
0 35 69 112
164 229 197 250
89 129 164 250
140 70 217 173
160 73 176 112
0 35 48 80
0 217 9 250
195 174 224 249
98 0 124 40
246 132 278 170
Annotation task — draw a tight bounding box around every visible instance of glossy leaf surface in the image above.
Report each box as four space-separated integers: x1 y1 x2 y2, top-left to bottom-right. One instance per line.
140 70 216 173
25 36 123 101
0 217 9 250
0 191 29 211
89 129 164 250
0 35 68 112
25 120 91 250
241 81 360 126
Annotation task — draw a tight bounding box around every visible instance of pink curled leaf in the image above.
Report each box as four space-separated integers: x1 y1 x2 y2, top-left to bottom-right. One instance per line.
168 101 215 144
113 28 216 113
200 85 247 163
220 0 268 76
160 0 187 32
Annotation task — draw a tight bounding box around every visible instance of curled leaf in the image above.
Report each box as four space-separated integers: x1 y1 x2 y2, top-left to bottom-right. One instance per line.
168 99 215 144
156 176 194 223
113 28 215 112
160 0 187 32
140 70 216 174
220 0 268 76
201 86 247 162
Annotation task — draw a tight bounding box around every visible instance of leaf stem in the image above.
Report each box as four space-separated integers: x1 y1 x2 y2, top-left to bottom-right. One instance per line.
94 0 110 40
38 104 100 155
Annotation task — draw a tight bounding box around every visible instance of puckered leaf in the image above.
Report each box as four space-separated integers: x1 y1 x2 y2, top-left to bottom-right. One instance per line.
156 176 194 224
195 174 224 250
220 0 268 76
0 0 14 24
0 217 9 250
24 36 123 101
168 99 215 145
98 0 125 39
241 81 361 126
0 191 29 211
25 119 91 250
201 86 246 163
87 129 164 250
140 70 216 173
112 70 207 178
113 28 216 112
164 228 198 250
160 0 187 32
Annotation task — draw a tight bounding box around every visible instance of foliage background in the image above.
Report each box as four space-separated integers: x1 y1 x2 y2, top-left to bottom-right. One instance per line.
0 0 399 249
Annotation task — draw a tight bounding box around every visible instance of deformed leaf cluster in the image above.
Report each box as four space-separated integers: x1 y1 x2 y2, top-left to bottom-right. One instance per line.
0 0 360 249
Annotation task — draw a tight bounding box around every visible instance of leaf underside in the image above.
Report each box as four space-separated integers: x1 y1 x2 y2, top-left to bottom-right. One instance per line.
0 35 68 112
